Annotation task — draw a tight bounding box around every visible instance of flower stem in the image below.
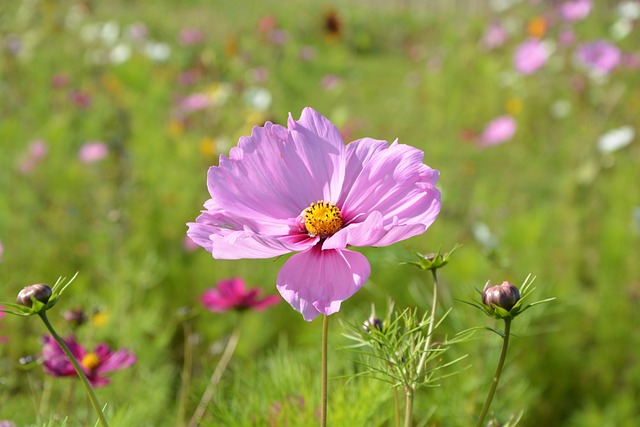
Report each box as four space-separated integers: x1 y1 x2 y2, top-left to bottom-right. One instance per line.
188 326 241 427
417 269 439 379
403 386 414 427
37 312 109 427
320 315 330 427
476 318 512 427
176 315 194 427
393 386 400 427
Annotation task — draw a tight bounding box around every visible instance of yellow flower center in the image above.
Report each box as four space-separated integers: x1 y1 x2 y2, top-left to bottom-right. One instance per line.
81 352 100 371
303 200 343 237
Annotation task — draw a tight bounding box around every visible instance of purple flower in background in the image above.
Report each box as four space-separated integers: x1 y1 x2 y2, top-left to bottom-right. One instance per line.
201 278 281 313
514 39 549 74
178 28 204 46
69 90 92 109
187 107 441 321
559 0 592 22
41 335 136 387
18 139 48 174
478 115 517 147
79 142 108 163
576 40 621 75
482 22 508 50
0 420 16 427
559 30 576 47
51 74 69 89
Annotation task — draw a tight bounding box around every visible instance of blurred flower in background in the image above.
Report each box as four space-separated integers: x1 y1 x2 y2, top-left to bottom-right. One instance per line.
575 40 621 76
178 28 204 46
79 142 109 163
41 335 135 387
201 278 281 313
17 139 48 174
558 0 592 22
514 39 550 74
596 125 635 154
478 115 517 146
482 21 508 50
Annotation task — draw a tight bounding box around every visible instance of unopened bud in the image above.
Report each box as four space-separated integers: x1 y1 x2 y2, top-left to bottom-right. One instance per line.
482 281 520 311
16 284 52 307
363 315 384 333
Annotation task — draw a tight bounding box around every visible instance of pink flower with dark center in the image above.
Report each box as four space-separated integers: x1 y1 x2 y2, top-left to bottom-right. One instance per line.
79 142 108 163
559 0 592 22
187 107 441 321
514 39 549 74
41 335 135 387
576 40 622 75
478 115 517 147
201 278 281 312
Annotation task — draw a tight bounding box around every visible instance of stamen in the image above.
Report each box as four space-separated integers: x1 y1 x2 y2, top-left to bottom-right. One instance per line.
81 353 100 371
303 200 343 237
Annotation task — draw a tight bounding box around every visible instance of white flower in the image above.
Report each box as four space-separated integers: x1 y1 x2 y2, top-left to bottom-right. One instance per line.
617 1 640 20
109 43 131 64
144 42 171 62
597 125 635 154
243 87 272 111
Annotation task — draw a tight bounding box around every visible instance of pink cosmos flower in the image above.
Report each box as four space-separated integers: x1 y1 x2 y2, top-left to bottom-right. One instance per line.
576 40 622 75
478 115 517 147
18 139 48 174
559 0 592 22
482 22 508 50
178 28 204 46
187 107 441 321
201 278 281 312
175 93 211 116
514 39 549 74
79 142 108 163
41 335 136 387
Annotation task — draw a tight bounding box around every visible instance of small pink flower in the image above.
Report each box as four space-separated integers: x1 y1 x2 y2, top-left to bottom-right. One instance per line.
201 278 281 312
69 90 92 109
576 40 621 75
559 0 592 22
482 22 508 50
178 28 204 46
51 74 69 89
478 115 517 147
514 39 549 74
41 335 136 387
79 142 108 163
321 74 341 91
559 30 576 46
18 139 48 174
175 93 211 116
187 108 441 321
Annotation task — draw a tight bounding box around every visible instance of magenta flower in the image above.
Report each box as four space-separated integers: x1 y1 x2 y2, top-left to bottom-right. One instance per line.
41 335 136 387
478 115 517 147
201 278 281 312
576 40 621 75
79 142 108 163
187 107 441 321
559 0 592 22
514 39 549 74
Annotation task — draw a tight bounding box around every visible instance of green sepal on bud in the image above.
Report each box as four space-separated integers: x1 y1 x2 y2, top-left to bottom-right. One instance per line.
0 273 78 317
403 244 460 272
462 274 555 321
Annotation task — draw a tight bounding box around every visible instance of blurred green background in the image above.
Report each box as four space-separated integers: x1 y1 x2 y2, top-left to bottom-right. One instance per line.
1 0 639 425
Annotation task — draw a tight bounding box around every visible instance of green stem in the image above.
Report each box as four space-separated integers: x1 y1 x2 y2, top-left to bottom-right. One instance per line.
417 269 439 378
188 326 241 427
320 315 330 427
403 386 414 427
393 386 400 427
176 316 194 427
475 318 512 427
38 312 109 427
320 316 329 427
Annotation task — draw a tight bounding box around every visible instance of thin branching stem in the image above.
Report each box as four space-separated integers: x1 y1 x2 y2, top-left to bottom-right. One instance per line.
188 326 242 427
321 315 330 427
476 318 512 427
417 269 439 378
38 312 109 427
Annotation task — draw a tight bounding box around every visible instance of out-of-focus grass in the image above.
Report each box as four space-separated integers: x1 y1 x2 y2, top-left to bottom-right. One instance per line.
1 0 639 426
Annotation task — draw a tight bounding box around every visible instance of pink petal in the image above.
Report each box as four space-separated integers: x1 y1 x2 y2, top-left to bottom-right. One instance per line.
335 140 441 246
276 247 370 321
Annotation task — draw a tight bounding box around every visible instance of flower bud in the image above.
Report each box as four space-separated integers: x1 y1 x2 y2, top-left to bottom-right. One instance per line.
63 307 87 327
482 281 520 311
16 284 52 307
363 315 384 333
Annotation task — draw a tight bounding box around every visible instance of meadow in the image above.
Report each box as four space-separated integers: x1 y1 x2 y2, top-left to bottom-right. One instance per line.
1 0 640 426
